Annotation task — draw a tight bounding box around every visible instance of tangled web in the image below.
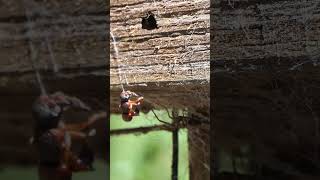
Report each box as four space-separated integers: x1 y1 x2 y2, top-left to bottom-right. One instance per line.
110 0 210 179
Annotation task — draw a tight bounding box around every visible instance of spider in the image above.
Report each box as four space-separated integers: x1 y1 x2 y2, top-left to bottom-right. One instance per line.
141 11 158 30
119 90 144 121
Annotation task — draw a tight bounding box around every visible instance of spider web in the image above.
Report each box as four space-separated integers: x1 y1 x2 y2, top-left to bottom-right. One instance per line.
110 0 210 88
110 0 210 179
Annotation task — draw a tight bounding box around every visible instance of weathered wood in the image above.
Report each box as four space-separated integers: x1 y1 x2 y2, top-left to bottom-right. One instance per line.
0 0 107 19
188 123 210 180
212 0 320 72
0 0 108 167
110 0 210 85
110 81 209 115
213 0 320 178
0 0 107 82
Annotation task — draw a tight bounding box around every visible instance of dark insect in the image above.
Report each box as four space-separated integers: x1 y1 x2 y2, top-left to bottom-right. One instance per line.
141 11 158 30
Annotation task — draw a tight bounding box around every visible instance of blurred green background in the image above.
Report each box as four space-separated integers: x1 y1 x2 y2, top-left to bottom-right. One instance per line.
110 111 189 180
0 110 190 180
0 160 108 180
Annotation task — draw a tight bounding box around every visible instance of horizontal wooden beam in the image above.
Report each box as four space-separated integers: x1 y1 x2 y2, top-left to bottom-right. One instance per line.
110 124 173 136
110 0 210 85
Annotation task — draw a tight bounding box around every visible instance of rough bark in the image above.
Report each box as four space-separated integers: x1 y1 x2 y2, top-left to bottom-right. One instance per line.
213 0 320 178
212 0 320 73
188 124 210 180
0 0 108 166
110 0 210 86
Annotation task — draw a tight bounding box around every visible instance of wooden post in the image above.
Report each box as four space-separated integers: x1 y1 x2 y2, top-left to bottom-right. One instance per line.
172 128 179 180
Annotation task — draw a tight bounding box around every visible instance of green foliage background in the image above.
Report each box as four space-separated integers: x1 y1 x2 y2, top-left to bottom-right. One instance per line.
110 111 189 180
0 110 189 180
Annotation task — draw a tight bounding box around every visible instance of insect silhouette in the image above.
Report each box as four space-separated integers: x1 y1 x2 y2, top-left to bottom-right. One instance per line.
141 11 158 30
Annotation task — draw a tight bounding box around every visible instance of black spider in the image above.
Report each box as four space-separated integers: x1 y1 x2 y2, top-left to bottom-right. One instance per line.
141 11 158 30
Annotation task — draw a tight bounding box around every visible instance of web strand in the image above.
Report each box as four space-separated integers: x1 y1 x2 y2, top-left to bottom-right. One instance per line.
110 31 125 91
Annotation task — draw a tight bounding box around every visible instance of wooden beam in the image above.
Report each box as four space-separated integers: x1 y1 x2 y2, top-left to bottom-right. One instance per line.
110 0 210 85
110 124 173 136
